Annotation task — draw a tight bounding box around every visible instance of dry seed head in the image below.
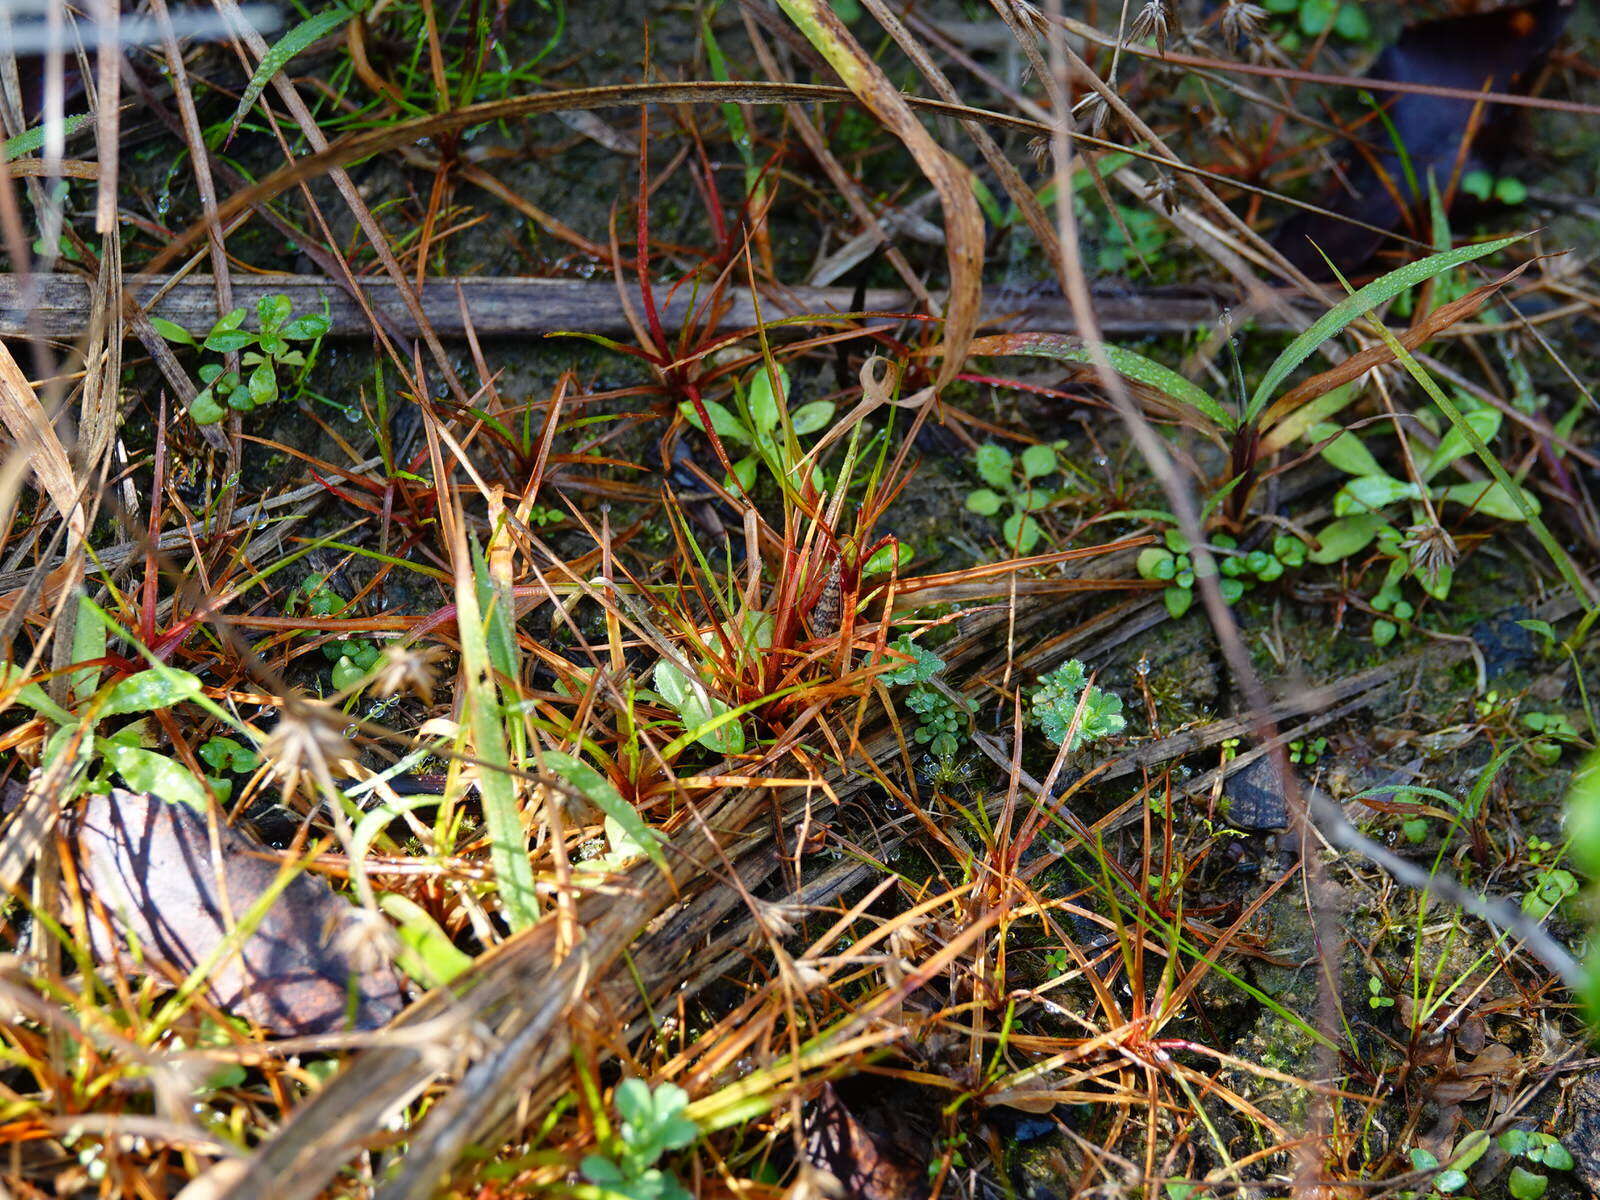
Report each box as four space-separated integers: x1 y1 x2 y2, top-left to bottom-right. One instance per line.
753 898 808 940
334 906 400 974
261 698 359 789
1400 521 1458 584
1220 0 1268 49
1130 1 1171 53
1072 91 1109 135
371 641 448 704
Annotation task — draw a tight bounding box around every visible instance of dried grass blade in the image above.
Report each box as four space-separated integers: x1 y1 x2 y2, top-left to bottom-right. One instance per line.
0 338 85 542
775 0 983 392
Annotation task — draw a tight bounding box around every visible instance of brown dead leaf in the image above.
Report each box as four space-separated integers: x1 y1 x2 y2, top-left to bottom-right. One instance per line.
70 789 405 1036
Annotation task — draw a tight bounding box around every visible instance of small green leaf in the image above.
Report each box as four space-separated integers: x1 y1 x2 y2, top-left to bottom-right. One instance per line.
882 637 944 686
248 361 278 407
1500 1130 1532 1156
257 294 292 334
653 660 744 756
1422 408 1501 481
975 443 1013 490
198 735 260 774
331 655 367 691
1373 619 1398 647
1435 479 1539 521
679 399 748 443
789 400 835 436
283 313 332 340
965 488 1004 516
1137 547 1174 581
1334 474 1420 515
1019 443 1057 480
1332 1 1370 39
1508 1166 1548 1200
379 893 473 986
1516 619 1556 644
1309 423 1383 476
728 454 759 496
203 329 255 354
1003 512 1041 556
100 742 211 810
1494 177 1528 206
150 317 198 346
1308 514 1388 563
1164 585 1193 619
862 542 912 577
1461 169 1494 201
747 364 787 433
1539 1142 1573 1172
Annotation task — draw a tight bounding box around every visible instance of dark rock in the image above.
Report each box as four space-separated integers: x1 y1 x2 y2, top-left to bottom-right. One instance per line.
1472 605 1538 678
1222 757 1291 831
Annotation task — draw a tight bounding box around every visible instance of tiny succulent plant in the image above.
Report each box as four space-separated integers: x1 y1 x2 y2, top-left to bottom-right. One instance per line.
1030 659 1126 752
581 1079 701 1200
882 636 968 761
1138 530 1307 619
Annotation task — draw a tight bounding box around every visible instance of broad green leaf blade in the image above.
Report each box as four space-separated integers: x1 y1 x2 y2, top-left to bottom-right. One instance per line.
149 316 198 347
1019 443 1057 479
100 742 210 810
974 444 1012 489
677 399 749 444
1434 479 1540 521
541 750 667 872
70 591 106 706
789 400 835 436
224 9 353 144
1307 514 1388 563
101 666 204 715
747 363 786 434
1422 407 1500 481
1334 474 1420 515
379 893 472 986
652 659 744 755
967 332 1237 432
1308 423 1383 477
1248 234 1523 420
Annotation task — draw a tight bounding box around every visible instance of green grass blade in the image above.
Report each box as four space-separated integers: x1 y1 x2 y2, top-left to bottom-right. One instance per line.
968 332 1237 432
455 561 540 930
541 750 666 873
3 113 94 162
1352 283 1594 614
1247 233 1524 422
223 8 353 144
